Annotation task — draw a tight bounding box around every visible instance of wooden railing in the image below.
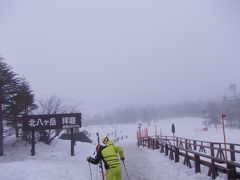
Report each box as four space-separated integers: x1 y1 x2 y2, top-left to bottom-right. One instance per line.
137 136 240 179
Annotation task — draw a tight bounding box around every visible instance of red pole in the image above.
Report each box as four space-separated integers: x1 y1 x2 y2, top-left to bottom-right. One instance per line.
221 113 228 160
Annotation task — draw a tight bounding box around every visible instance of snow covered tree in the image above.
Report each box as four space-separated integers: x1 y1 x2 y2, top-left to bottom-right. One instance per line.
0 57 37 155
38 95 64 114
0 57 18 156
223 84 240 127
206 102 220 126
6 79 37 137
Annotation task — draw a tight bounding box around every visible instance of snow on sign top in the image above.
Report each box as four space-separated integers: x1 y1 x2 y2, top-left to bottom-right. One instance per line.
21 113 81 131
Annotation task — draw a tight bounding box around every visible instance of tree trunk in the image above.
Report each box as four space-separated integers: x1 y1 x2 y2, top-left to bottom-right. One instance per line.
14 115 19 138
0 103 3 156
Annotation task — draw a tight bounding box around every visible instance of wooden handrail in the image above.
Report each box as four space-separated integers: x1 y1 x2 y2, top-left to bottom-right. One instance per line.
148 136 240 154
137 135 240 179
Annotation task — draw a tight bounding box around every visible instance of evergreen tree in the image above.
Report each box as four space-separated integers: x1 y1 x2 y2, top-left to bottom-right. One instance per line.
0 57 17 156
0 57 36 155
206 102 220 126
7 79 37 137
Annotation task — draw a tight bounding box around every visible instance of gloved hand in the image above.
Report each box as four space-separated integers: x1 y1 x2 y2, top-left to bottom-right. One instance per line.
86 156 90 162
121 157 125 162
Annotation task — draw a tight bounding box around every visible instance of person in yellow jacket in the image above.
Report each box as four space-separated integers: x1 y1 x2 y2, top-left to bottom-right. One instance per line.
87 136 125 180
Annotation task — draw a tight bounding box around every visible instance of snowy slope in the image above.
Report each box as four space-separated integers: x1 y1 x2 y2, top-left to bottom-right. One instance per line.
0 117 239 180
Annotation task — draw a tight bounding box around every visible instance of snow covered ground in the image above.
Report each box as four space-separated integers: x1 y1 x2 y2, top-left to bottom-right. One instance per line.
0 117 239 180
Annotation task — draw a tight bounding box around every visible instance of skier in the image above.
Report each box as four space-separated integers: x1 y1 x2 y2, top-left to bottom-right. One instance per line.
87 136 125 180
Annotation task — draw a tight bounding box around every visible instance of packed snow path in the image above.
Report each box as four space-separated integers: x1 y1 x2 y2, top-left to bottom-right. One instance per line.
0 139 225 180
121 143 223 180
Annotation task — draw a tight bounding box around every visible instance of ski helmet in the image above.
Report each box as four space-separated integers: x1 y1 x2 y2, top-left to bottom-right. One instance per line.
102 136 109 144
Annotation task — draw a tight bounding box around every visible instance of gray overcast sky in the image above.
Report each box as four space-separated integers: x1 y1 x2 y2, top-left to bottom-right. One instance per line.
0 0 240 115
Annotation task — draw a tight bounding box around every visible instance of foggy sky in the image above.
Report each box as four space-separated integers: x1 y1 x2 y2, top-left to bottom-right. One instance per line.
0 0 240 115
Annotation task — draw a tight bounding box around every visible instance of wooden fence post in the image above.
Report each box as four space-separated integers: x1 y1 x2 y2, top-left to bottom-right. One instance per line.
165 144 169 156
169 147 174 160
148 137 150 149
188 140 192 150
194 154 201 173
156 140 159 149
185 139 188 149
230 144 235 161
183 152 191 168
210 143 215 157
208 160 218 179
227 163 236 180
160 142 164 153
193 140 197 151
153 139 155 150
174 147 179 163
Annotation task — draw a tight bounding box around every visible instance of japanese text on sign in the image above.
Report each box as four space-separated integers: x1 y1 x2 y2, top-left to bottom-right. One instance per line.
21 113 81 131
28 118 57 127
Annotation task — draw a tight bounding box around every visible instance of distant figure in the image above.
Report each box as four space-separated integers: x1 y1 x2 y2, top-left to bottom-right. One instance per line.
87 136 125 180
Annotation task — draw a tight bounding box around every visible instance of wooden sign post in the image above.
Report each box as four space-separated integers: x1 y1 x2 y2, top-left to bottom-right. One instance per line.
71 128 74 156
21 113 81 156
31 130 35 156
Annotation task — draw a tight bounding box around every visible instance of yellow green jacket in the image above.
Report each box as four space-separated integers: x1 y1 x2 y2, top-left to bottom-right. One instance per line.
88 141 124 170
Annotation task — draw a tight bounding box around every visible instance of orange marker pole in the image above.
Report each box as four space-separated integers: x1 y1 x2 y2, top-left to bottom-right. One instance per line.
221 113 228 160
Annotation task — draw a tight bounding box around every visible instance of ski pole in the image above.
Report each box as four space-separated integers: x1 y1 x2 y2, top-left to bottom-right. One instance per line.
96 166 98 180
122 161 130 180
88 162 93 180
96 133 105 180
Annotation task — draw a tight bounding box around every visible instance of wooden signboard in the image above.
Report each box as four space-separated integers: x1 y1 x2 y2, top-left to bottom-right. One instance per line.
19 113 81 156
21 113 81 131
